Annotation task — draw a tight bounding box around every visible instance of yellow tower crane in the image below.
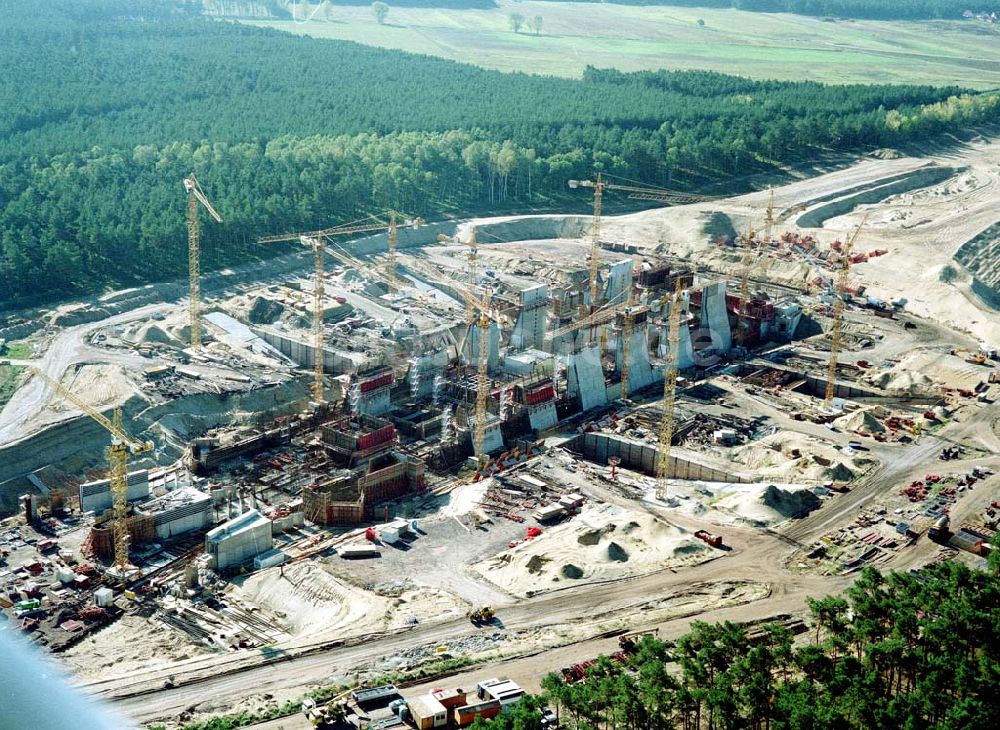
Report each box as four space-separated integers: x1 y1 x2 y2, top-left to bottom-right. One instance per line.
184 177 223 348
31 368 153 576
548 297 637 341
259 214 421 402
467 226 479 287
457 287 503 478
735 190 777 349
400 255 505 477
735 226 756 349
435 227 481 325
656 279 684 499
568 176 717 319
619 282 636 399
825 216 867 407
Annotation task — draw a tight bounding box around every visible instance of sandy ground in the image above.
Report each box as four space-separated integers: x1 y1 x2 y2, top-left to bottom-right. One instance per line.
864 348 994 392
232 561 389 639
651 476 827 529
59 614 215 684
473 503 711 597
585 136 1000 346
730 429 878 483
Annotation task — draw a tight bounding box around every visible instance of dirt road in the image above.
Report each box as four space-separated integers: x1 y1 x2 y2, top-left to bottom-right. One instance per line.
0 303 170 444
93 513 846 724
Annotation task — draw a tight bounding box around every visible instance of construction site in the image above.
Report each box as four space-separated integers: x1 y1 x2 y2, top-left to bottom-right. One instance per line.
1 137 999 729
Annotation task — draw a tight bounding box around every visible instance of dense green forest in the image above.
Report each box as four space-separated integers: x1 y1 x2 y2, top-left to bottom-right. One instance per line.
544 0 1000 21
470 560 1000 730
1 0 997 306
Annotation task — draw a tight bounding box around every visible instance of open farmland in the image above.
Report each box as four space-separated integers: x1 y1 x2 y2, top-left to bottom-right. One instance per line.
249 1 1000 86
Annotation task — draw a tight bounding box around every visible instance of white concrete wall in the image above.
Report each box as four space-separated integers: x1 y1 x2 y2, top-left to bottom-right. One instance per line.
463 321 500 373
211 520 273 571
702 282 732 354
155 507 212 540
615 327 656 394
79 471 150 514
527 402 558 432
567 346 607 412
604 259 633 304
511 284 549 351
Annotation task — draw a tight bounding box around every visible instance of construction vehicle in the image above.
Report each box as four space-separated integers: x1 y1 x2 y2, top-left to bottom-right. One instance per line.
825 215 867 408
618 628 658 654
258 213 420 402
694 529 723 548
469 606 495 625
183 176 223 348
31 368 153 576
302 695 350 728
569 175 716 328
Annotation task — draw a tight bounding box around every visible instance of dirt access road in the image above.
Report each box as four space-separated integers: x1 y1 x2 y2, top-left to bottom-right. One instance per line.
96 515 845 724
97 392 1000 726
0 302 170 445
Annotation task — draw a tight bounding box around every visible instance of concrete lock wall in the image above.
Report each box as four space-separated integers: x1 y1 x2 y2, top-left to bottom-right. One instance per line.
256 327 361 375
604 259 633 304
210 520 273 571
574 432 746 482
408 349 450 399
356 388 391 416
511 284 549 351
615 327 657 394
472 418 505 457
567 346 607 412
527 401 558 432
155 507 212 540
463 322 500 372
702 282 732 354
79 470 150 514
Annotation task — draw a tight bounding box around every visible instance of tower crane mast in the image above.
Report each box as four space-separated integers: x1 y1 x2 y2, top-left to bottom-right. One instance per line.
569 175 717 319
401 255 503 478
184 177 223 348
656 279 684 499
259 214 421 402
31 368 153 575
735 226 756 348
825 216 867 406
620 284 636 398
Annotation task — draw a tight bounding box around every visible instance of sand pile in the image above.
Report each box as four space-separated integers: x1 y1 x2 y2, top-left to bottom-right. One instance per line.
731 431 869 483
139 323 180 347
235 561 387 638
835 408 886 434
705 482 822 527
473 503 709 597
761 483 821 517
441 478 490 518
248 296 285 324
50 365 135 415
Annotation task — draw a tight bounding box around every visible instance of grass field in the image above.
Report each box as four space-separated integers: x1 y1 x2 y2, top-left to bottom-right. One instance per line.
0 364 24 409
1 340 32 360
247 2 1000 87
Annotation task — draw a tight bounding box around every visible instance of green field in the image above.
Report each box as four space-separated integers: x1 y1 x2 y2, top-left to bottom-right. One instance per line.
248 2 1000 87
0 364 24 408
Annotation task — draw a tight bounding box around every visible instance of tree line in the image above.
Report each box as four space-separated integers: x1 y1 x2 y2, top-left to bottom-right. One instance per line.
542 0 1000 21
1 0 998 306
470 559 1000 729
